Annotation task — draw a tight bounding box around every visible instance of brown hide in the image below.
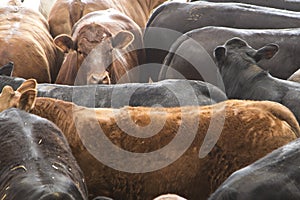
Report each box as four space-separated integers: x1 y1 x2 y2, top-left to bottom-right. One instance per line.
31 98 299 200
0 5 63 83
54 9 145 85
55 50 79 85
48 0 168 37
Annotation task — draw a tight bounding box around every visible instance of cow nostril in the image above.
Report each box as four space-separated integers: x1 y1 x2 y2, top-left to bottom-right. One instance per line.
101 75 111 84
40 192 75 200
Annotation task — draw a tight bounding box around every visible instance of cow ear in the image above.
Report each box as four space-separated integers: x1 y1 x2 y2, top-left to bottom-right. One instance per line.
254 44 279 62
225 37 247 48
54 34 74 53
16 79 37 94
214 46 227 63
18 89 37 112
112 30 134 49
0 85 14 99
0 62 14 76
0 86 16 112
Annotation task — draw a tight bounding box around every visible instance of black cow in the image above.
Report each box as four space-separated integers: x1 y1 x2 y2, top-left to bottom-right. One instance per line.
213 37 300 123
0 108 88 200
144 1 300 81
37 79 227 107
209 137 300 200
0 76 26 91
159 26 300 83
188 0 300 11
0 76 227 107
0 62 14 76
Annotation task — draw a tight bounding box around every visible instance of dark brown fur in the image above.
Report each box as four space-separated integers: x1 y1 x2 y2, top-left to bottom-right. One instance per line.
31 98 299 199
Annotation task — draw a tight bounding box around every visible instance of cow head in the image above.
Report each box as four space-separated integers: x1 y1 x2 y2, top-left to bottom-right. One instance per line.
54 23 134 85
213 37 279 97
0 78 37 112
214 37 279 74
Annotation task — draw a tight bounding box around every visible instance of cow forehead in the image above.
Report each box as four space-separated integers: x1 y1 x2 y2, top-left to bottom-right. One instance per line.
77 36 113 58
76 24 112 55
76 23 112 42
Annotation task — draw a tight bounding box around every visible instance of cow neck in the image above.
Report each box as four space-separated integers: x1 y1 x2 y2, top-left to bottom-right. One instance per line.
31 98 83 150
224 63 267 98
242 64 267 82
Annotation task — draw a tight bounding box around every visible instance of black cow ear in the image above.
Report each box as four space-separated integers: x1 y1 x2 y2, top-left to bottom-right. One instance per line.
54 34 74 53
214 46 226 63
0 62 14 76
225 37 247 48
254 44 279 62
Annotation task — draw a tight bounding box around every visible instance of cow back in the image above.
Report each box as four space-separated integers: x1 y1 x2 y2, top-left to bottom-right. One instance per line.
0 5 63 83
145 1 300 81
31 98 299 199
0 108 88 200
190 0 300 12
49 0 168 37
160 26 300 81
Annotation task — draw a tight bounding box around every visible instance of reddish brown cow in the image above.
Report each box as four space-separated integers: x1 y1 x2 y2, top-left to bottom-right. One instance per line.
0 0 63 83
31 98 299 199
54 9 145 85
48 0 168 37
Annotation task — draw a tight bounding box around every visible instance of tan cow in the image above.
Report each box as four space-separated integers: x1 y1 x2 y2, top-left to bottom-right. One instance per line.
48 0 168 37
54 9 145 85
0 0 63 83
31 97 299 199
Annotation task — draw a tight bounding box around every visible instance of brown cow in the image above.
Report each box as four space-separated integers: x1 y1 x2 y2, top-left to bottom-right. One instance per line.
31 97 299 199
54 9 145 85
48 0 168 37
0 0 63 83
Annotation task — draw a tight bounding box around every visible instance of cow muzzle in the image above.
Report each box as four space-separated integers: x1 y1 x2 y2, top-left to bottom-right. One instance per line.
87 71 111 84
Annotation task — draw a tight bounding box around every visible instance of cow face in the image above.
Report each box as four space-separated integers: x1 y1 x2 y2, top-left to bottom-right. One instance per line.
214 37 279 74
54 24 134 85
78 30 134 85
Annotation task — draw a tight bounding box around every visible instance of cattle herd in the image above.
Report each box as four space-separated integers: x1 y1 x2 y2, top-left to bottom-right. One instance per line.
2 0 300 199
